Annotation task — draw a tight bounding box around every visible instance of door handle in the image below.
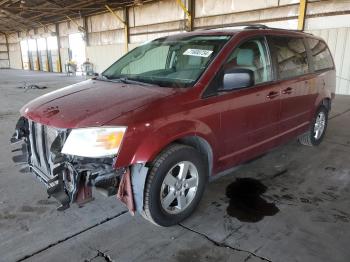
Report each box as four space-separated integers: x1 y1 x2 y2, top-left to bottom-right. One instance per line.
266 91 279 99
282 87 293 94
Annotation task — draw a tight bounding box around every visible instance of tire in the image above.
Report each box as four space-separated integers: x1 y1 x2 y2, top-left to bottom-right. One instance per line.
298 106 328 146
143 144 208 226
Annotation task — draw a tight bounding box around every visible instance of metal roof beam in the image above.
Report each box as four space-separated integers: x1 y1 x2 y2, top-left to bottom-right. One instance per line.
0 7 38 27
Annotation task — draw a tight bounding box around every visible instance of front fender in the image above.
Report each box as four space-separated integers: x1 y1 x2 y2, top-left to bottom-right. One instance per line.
115 120 217 168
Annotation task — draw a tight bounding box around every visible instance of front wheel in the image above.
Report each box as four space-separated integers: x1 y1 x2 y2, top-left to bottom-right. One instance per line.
143 144 208 226
298 106 328 146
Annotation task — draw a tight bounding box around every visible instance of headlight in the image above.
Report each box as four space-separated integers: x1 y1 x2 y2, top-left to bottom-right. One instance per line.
61 127 126 158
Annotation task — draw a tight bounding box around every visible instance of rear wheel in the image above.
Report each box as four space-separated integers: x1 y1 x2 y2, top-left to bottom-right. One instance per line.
143 144 207 226
298 106 328 146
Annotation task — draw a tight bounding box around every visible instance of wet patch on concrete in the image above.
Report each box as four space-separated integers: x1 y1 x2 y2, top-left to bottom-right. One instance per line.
37 199 57 205
325 166 337 171
18 166 30 173
281 194 294 201
0 211 17 220
19 222 30 232
269 188 336 207
0 111 18 120
20 205 47 215
211 201 222 208
12 154 27 163
333 214 350 223
225 178 279 222
175 246 225 262
300 197 311 203
271 169 288 179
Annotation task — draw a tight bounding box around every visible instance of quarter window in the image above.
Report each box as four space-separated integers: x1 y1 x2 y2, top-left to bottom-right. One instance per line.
271 37 309 79
307 38 334 71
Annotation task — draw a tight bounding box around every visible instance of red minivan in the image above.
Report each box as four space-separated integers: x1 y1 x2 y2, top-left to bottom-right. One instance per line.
12 25 336 226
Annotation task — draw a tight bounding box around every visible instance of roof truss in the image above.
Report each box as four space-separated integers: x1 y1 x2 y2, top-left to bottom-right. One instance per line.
0 0 154 33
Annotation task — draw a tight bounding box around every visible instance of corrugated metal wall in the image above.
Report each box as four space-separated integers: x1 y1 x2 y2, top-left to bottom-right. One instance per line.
305 12 350 95
309 28 350 95
7 33 22 69
0 34 9 69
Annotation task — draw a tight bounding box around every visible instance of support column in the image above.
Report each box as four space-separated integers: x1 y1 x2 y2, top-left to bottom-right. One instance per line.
188 0 195 31
5 33 10 68
27 39 32 70
176 0 192 31
297 0 308 31
18 32 24 69
35 38 41 71
45 37 50 72
124 7 129 53
83 16 89 46
105 5 129 53
55 23 62 72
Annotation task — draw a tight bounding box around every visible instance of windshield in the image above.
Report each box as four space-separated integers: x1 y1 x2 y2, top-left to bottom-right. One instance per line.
102 35 231 88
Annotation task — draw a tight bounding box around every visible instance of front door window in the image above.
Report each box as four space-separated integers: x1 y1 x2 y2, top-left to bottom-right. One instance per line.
224 38 273 85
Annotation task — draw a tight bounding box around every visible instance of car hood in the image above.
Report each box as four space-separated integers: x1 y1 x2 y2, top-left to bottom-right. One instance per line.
21 79 178 128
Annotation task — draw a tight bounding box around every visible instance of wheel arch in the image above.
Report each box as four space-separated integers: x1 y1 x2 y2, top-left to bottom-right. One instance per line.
313 95 332 118
174 135 214 177
117 119 217 177
321 97 331 111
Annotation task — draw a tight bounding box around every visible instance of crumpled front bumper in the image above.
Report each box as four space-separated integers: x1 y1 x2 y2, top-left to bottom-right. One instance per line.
11 117 138 213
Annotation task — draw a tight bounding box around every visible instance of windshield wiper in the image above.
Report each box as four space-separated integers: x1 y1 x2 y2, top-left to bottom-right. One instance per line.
94 74 112 81
117 77 159 87
96 75 159 87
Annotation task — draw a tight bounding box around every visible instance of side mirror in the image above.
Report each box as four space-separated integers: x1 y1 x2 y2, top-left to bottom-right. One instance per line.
220 68 254 91
92 72 99 79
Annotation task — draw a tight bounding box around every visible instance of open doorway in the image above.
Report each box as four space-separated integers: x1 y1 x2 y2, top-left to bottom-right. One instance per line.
37 38 49 71
27 39 39 70
47 36 60 72
20 40 30 70
68 33 86 74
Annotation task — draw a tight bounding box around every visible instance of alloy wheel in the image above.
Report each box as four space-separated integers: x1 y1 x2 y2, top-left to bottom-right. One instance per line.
314 111 326 140
160 161 199 214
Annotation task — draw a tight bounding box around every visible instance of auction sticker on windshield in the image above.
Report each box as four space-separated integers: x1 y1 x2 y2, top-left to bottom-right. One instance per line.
183 49 213 57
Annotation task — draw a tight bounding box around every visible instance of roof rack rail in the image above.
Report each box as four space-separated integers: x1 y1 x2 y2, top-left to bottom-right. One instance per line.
199 24 268 31
260 26 313 35
199 24 313 35
243 24 305 32
243 24 269 29
244 24 312 34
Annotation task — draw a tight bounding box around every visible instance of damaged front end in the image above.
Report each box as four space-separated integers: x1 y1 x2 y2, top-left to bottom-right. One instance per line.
11 117 138 213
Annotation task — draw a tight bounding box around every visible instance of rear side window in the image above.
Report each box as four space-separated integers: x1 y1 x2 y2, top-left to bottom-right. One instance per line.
307 38 334 71
270 36 309 80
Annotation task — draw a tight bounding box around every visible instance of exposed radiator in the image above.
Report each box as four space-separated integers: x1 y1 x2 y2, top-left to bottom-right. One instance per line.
28 120 58 185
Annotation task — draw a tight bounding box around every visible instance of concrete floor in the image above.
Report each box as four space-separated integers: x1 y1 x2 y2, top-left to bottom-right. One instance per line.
0 69 350 262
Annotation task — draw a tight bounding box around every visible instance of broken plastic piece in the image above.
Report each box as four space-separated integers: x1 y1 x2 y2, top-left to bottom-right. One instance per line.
117 168 135 215
47 183 70 211
131 164 149 214
76 178 94 207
